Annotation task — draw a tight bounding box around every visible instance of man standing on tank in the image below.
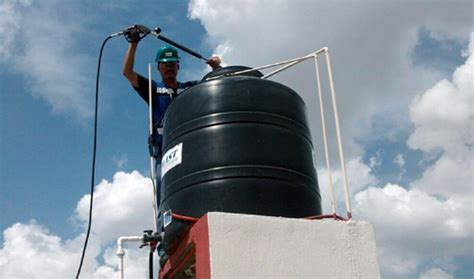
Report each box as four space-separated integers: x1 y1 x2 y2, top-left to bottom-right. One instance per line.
122 28 221 205
123 28 221 131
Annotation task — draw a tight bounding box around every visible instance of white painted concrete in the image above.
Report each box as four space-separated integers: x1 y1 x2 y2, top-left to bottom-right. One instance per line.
207 212 380 279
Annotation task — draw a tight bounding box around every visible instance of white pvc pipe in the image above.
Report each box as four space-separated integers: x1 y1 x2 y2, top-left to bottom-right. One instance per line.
313 55 337 215
262 59 305 79
204 50 326 81
116 235 145 279
231 53 314 78
204 48 329 81
252 48 328 75
198 48 353 219
324 51 352 219
148 64 158 232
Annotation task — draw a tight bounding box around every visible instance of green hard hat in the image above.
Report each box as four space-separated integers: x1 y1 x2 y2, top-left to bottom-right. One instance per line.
155 45 180 63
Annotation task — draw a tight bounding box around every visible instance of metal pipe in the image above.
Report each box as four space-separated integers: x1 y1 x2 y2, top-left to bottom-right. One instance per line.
313 55 337 215
151 29 207 61
324 50 352 219
148 64 158 232
157 34 207 61
117 235 145 279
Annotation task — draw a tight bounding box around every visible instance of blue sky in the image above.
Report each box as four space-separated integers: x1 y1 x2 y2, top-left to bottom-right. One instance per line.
0 0 214 239
1 1 473 278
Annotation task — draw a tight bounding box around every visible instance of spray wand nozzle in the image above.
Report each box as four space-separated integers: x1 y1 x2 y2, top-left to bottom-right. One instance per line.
110 24 151 41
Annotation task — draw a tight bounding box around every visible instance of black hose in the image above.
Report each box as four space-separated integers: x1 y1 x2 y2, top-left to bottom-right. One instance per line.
149 250 154 279
75 35 113 279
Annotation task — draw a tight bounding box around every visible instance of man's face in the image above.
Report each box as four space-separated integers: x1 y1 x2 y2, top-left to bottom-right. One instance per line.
158 62 179 80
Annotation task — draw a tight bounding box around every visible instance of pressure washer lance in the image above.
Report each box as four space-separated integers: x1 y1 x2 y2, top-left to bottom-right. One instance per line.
151 27 208 62
113 24 208 62
111 24 151 40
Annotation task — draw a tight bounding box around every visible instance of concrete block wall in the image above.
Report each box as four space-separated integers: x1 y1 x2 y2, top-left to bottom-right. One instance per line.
206 212 380 278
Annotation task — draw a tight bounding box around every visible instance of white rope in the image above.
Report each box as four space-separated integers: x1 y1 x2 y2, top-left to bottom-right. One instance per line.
148 64 158 232
324 51 352 219
313 55 337 216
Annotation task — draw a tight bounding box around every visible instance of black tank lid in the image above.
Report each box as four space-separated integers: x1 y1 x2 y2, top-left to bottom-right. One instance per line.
201 65 263 81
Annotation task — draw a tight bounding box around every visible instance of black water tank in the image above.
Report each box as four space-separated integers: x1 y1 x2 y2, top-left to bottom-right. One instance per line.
160 67 322 220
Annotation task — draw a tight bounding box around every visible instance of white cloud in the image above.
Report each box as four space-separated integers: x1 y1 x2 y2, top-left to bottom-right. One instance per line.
354 184 472 278
419 268 453 279
75 171 155 245
188 2 472 277
1 1 94 120
408 68 473 156
369 150 383 169
408 32 474 198
188 0 472 159
188 2 473 275
2 2 473 278
0 1 29 60
112 154 129 169
1 171 156 278
352 33 474 278
318 157 377 213
393 154 405 168
101 246 152 279
0 221 100 279
393 154 406 181
413 155 473 198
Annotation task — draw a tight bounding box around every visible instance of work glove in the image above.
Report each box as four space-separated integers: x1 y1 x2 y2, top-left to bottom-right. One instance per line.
125 26 142 43
207 56 222 70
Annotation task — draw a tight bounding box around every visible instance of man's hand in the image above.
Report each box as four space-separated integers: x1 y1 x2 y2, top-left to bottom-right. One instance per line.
207 56 222 70
125 26 142 43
